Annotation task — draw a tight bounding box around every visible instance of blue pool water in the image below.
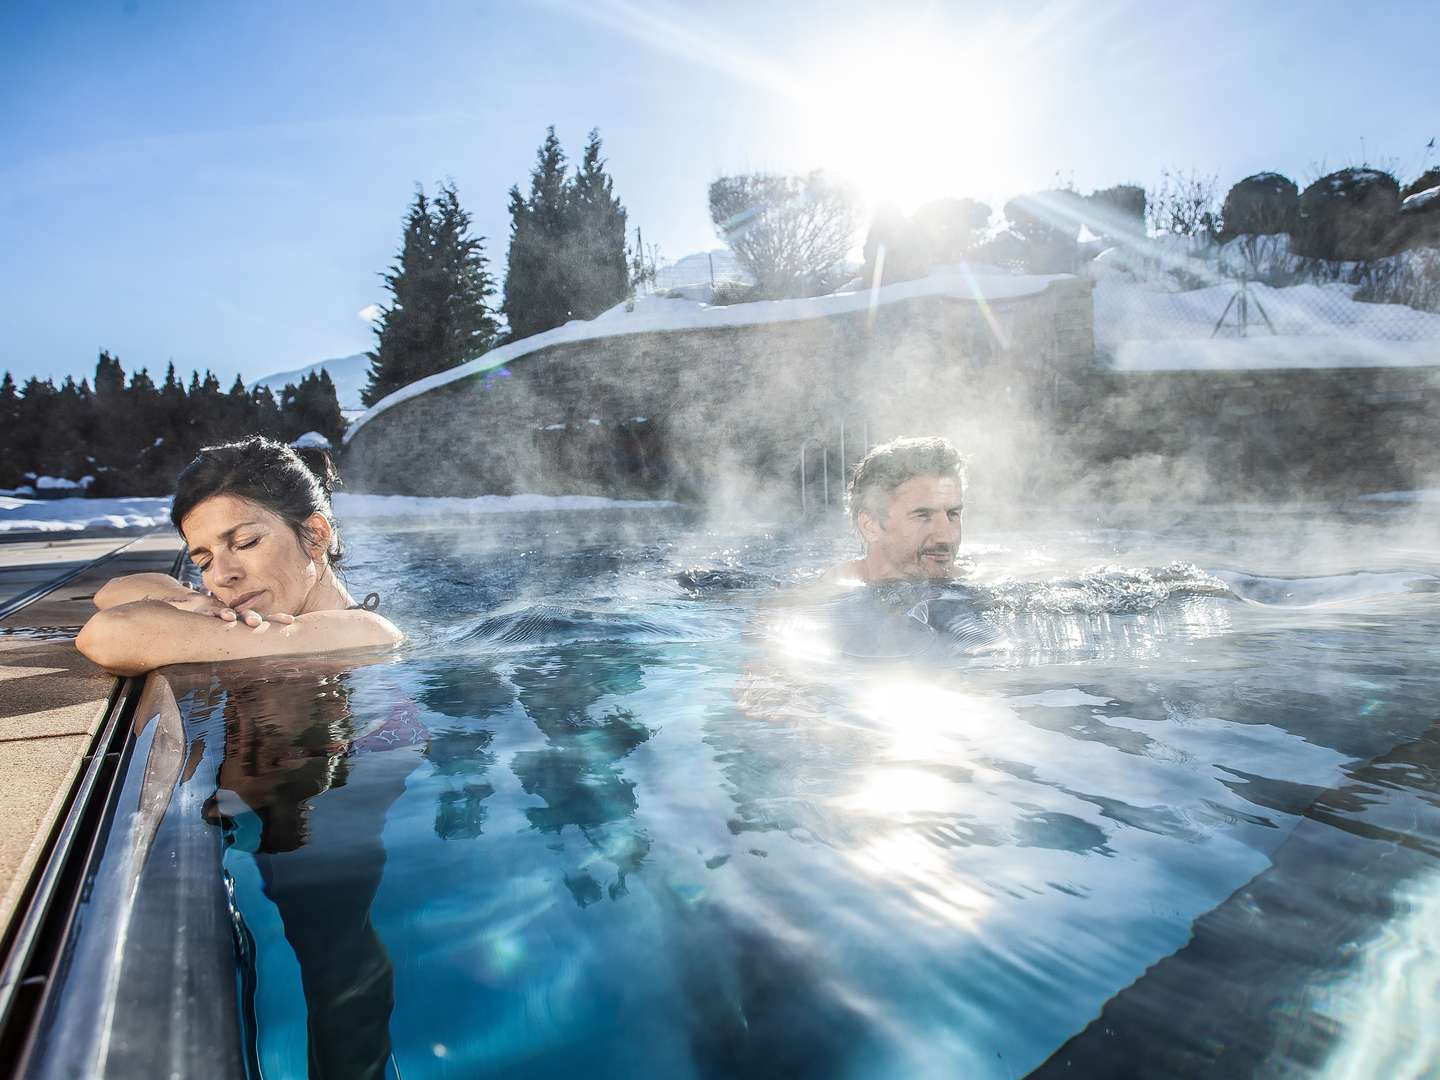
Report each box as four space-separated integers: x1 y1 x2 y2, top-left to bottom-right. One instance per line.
127 507 1440 1077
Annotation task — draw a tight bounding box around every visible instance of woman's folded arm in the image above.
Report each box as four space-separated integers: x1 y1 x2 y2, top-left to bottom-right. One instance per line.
76 600 402 676
93 573 197 610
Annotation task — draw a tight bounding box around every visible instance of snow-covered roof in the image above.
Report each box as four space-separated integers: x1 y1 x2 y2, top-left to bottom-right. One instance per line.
345 265 1071 443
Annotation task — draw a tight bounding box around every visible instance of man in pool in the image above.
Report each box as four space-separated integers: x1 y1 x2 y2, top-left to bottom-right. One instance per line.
822 436 966 585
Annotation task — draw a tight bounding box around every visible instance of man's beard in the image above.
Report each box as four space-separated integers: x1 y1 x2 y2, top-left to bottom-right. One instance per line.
915 545 955 577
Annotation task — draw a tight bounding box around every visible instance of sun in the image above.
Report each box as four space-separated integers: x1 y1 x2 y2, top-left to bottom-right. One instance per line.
793 32 1017 214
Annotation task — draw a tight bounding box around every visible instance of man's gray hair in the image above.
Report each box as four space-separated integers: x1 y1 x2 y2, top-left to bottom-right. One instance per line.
847 436 966 524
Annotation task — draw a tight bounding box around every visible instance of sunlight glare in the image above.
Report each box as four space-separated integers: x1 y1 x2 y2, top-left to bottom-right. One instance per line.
795 33 1016 211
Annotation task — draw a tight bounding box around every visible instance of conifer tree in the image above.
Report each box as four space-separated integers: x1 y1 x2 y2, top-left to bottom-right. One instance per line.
364 184 498 406
0 373 20 487
432 183 500 368
94 351 125 403
14 378 56 484
280 370 345 446
567 129 630 320
503 127 574 340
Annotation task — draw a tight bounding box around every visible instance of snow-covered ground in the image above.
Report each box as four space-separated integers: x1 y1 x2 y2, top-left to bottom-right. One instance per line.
1092 237 1440 371
345 264 1069 443
0 496 172 533
0 493 678 534
1356 489 1440 504
333 493 678 518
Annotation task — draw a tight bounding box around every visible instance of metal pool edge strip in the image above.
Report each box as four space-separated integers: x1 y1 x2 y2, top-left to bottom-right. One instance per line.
0 674 145 1068
0 545 187 1070
0 534 147 623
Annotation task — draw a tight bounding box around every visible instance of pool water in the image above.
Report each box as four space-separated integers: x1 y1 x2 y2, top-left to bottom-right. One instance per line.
159 506 1439 1078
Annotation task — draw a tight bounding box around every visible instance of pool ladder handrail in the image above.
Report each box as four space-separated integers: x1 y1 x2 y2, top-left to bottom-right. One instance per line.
799 436 830 515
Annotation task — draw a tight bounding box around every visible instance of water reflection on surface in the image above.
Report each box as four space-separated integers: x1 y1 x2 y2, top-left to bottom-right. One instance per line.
161 511 1440 1079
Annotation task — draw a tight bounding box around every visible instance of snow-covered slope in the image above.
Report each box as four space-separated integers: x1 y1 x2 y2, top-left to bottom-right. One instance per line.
254 352 370 410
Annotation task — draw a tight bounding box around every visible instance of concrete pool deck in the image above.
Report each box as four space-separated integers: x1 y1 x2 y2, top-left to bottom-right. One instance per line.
0 532 182 935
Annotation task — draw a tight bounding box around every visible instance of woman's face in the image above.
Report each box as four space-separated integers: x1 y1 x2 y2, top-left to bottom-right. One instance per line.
182 494 326 616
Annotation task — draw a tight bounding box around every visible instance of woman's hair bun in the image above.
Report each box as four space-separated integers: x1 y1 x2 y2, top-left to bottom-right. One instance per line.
293 446 341 497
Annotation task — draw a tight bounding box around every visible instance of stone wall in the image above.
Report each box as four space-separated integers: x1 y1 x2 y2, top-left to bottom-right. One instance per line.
343 278 1095 502
343 275 1438 505
1053 363 1440 501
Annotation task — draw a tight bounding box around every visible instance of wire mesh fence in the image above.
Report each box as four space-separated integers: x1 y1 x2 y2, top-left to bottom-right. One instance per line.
1091 238 1440 370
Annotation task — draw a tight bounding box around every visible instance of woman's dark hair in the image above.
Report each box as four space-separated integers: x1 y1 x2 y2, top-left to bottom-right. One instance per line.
171 436 344 565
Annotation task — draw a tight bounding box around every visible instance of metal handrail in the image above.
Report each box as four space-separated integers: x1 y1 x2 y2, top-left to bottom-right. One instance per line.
799 437 829 515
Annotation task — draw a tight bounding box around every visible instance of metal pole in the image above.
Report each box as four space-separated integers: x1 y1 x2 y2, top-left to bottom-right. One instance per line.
822 447 830 507
800 442 809 515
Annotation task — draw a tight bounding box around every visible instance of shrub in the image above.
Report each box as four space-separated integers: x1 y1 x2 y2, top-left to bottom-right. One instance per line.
860 203 930 286
1401 168 1440 200
1219 172 1298 238
1294 167 1402 261
911 197 992 262
1085 185 1146 239
1353 248 1440 312
1003 190 1083 273
708 172 858 298
1147 170 1219 238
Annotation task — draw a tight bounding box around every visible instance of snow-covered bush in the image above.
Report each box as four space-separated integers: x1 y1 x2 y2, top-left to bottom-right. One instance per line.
1219 172 1298 239
1353 247 1440 313
1402 168 1440 201
1395 182 1440 252
1295 167 1402 261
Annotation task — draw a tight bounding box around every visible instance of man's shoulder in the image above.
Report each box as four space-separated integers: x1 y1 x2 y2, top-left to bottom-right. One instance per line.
819 559 866 586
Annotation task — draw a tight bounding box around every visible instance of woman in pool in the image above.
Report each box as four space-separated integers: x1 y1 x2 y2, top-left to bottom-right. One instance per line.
77 436 401 675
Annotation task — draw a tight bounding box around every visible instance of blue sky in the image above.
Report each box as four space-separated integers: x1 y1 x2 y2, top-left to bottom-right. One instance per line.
3 0 1436 387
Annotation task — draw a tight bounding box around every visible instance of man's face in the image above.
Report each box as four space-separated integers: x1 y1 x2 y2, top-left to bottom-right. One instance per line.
858 474 964 581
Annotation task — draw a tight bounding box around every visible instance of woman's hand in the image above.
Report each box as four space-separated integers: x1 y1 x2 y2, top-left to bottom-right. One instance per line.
169 591 296 627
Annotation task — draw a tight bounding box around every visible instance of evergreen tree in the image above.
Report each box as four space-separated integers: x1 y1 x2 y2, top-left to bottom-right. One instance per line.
503 127 574 339
280 370 345 447
14 378 57 482
0 373 20 487
94 351 125 403
567 129 629 320
364 184 498 406
432 182 500 368
254 385 283 439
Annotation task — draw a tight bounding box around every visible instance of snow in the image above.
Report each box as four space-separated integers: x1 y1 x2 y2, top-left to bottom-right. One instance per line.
290 431 331 449
0 496 172 533
653 249 753 291
35 475 94 491
1095 265 1440 371
1357 489 1440 504
254 352 370 411
0 493 679 534
1112 336 1439 372
1402 186 1440 212
346 265 1069 443
333 493 679 518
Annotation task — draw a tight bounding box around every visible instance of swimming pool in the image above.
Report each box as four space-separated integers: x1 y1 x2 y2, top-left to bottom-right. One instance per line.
19 504 1440 1078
